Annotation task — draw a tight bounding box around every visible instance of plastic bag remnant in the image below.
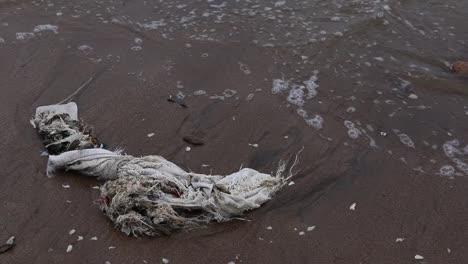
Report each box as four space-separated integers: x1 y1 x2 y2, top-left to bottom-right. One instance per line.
31 102 100 155
34 103 299 237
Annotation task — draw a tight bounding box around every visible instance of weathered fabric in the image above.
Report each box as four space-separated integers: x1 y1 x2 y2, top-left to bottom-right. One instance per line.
48 149 290 236
34 103 296 237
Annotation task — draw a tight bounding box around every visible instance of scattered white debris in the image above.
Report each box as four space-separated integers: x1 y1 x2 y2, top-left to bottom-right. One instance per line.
414 255 424 260
408 94 418 100
380 132 387 136
447 248 451 253
66 245 73 253
62 184 70 189
349 203 356 210
69 229 76 235
90 236 98 240
77 236 83 241
307 226 315 231
185 146 191 152
248 143 259 148
108 246 116 250
6 236 15 245
147 133 155 138
162 258 170 264
56 12 63 16
92 186 100 189
0 37 5 44
395 238 405 242
288 181 295 186
298 231 305 236
266 226 273 230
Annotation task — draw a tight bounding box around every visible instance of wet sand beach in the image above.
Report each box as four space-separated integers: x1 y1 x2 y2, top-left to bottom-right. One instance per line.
1 0 468 263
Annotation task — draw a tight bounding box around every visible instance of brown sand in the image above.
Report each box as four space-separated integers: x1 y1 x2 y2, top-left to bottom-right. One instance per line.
1 0 468 263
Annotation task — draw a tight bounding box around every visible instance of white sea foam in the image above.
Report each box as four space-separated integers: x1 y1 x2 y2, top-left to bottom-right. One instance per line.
194 90 207 96
440 139 468 176
238 62 251 75
138 20 166 30
16 32 35 40
287 85 305 106
397 133 415 148
222 89 237 98
272 79 289 94
344 120 361 139
305 115 324 130
33 24 58 34
77 44 93 52
304 74 319 99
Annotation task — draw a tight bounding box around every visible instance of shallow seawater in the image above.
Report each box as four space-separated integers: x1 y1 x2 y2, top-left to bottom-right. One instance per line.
1 0 468 263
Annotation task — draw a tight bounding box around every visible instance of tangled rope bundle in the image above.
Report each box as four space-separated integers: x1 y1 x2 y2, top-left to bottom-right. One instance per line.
33 103 299 236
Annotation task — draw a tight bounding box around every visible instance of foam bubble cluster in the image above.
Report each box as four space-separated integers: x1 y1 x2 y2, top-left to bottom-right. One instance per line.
305 115 324 130
272 79 289 94
344 120 362 139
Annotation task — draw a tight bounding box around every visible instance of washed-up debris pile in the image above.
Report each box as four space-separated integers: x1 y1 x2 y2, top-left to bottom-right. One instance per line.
32 102 297 236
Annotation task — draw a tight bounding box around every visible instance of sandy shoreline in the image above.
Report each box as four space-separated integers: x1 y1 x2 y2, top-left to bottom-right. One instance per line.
2 0 468 263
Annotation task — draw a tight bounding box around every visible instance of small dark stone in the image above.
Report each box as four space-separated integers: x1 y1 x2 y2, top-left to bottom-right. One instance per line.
183 135 205 146
167 95 187 108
